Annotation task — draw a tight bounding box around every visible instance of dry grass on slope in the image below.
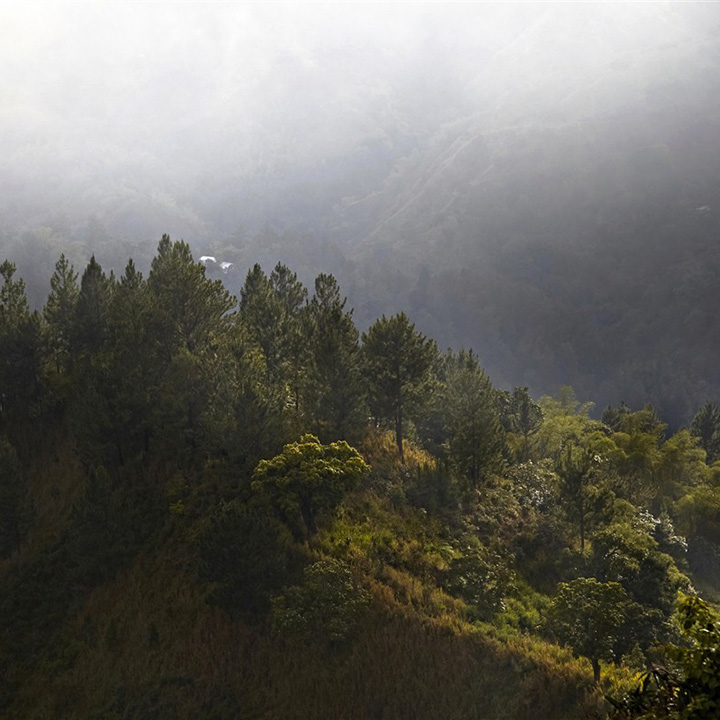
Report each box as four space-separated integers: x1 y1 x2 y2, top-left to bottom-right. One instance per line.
8 539 607 720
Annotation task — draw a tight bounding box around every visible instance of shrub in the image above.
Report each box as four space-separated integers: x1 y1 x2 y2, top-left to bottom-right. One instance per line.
272 558 369 647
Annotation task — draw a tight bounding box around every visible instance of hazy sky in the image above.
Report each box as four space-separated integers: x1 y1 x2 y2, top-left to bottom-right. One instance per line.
3 2 684 139
1 2 707 150
1 1 716 237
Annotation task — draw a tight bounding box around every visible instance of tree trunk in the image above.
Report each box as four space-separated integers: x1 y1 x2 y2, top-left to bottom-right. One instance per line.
301 499 317 537
591 656 601 684
395 404 404 463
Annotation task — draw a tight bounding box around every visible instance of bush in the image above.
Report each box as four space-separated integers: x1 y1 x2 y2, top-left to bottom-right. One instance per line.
272 558 369 647
442 539 513 620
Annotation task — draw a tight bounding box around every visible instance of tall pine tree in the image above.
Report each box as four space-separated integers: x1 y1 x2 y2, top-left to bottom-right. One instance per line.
305 274 365 441
362 312 437 462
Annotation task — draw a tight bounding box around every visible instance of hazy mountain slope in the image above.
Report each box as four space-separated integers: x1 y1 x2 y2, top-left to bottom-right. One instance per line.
2 3 720 422
328 5 720 423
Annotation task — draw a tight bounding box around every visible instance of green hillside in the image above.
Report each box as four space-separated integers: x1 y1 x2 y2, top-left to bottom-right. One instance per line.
2 239 720 718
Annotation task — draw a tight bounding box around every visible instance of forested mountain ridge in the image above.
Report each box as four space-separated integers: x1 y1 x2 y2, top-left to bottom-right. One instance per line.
2 240 720 718
3 3 720 426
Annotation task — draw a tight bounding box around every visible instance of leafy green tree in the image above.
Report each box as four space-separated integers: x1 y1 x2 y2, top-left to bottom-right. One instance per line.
591 520 690 617
690 402 720 464
442 538 512 620
43 253 79 374
535 387 600 459
555 440 609 552
657 430 708 502
617 405 667 438
608 430 663 505
605 406 668 504
444 349 505 485
271 558 369 647
675 486 720 587
548 577 634 683
362 312 438 462
610 595 720 719
305 273 366 441
251 434 370 539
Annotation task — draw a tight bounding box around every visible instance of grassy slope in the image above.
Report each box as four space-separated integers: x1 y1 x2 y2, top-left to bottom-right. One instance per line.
8 554 605 720
1 434 615 720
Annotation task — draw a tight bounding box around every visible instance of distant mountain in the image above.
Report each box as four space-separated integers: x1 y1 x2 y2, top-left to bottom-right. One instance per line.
2 2 720 424
323 3 720 424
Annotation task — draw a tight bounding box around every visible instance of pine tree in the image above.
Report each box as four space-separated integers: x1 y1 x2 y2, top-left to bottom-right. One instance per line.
501 386 543 461
73 255 113 357
240 264 283 375
239 263 309 423
444 349 505 485
305 273 365 440
269 263 308 415
362 313 438 462
690 402 720 463
43 254 79 374
0 261 44 450
146 236 236 461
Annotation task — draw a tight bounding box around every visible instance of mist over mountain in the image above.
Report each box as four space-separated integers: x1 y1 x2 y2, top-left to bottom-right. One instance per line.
2 1 720 424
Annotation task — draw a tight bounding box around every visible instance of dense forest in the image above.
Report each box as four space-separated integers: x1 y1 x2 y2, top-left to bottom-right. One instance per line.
2 238 720 718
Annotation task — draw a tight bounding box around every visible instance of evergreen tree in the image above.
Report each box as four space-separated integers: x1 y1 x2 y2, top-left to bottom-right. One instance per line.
73 255 113 357
0 260 29 327
239 264 277 362
0 261 44 450
555 440 605 552
362 312 438 462
602 401 632 432
43 254 79 374
67 257 116 467
102 259 156 463
305 273 365 440
690 402 720 463
148 235 234 355
501 386 543 461
269 263 308 415
444 349 505 485
146 236 235 461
